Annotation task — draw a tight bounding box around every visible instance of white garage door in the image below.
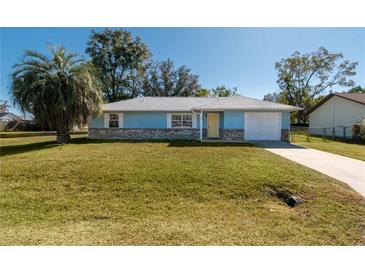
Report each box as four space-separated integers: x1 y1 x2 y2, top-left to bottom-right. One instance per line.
245 112 281 140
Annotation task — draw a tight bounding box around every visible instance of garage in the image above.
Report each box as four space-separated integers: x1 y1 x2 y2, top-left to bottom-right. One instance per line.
244 112 281 140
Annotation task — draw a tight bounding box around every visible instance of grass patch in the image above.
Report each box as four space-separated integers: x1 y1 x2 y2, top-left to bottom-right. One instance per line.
1 135 364 245
292 133 365 161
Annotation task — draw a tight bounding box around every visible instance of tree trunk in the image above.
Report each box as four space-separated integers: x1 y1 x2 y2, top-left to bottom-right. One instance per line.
57 131 71 144
296 110 303 123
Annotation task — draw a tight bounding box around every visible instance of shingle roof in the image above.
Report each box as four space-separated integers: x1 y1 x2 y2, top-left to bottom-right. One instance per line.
103 97 214 112
192 96 303 111
335 93 365 105
307 93 365 115
103 96 303 112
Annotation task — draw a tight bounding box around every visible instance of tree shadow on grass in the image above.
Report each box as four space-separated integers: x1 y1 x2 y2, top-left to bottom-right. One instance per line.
0 140 60 157
0 136 89 157
1 137 257 157
167 141 256 148
73 138 256 148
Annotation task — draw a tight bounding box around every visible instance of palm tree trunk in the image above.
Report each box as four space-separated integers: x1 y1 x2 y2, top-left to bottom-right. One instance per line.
57 130 71 144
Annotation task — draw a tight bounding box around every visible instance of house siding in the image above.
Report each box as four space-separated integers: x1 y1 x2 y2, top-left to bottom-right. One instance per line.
90 111 290 130
224 111 244 129
281 111 290 130
309 96 365 137
90 111 199 129
123 112 167 128
89 115 104 128
89 110 292 141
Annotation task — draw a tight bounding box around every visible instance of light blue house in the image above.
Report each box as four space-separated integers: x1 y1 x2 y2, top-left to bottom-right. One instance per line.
89 96 301 141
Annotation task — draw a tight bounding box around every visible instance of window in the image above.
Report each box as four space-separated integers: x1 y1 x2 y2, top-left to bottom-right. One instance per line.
171 113 192 128
109 114 119 128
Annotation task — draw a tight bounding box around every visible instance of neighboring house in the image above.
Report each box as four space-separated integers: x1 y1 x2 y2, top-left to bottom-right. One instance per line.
0 112 21 122
308 93 365 138
0 112 22 130
89 96 302 141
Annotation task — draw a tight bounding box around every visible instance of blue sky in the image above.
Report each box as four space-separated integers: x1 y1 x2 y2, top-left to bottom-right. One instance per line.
1 28 364 114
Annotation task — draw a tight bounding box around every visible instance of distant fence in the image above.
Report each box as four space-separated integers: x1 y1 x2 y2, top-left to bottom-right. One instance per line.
0 131 87 138
291 126 358 141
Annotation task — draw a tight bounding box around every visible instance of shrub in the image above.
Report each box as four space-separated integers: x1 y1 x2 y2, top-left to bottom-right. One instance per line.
358 116 365 139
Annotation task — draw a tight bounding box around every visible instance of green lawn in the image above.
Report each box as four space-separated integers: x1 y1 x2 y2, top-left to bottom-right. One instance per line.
292 133 365 161
1 135 364 245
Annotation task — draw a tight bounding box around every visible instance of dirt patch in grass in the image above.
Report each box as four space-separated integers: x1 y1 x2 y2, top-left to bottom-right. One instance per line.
267 187 304 207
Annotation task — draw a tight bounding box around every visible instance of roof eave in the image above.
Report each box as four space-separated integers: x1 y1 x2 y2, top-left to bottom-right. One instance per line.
103 109 194 112
192 107 303 112
306 94 334 115
104 107 303 112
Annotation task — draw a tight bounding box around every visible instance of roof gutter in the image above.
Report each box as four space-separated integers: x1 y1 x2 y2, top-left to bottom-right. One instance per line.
103 107 304 112
191 107 303 112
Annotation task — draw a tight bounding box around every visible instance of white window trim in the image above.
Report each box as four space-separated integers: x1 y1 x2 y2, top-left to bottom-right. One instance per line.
167 113 172 128
192 112 198 128
169 112 194 129
104 113 109 128
118 113 124 128
107 113 121 129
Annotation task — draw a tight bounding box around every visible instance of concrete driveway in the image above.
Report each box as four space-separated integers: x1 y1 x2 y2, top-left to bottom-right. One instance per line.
252 141 365 197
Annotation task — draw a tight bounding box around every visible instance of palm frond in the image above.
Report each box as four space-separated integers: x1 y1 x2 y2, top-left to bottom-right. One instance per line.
10 45 103 142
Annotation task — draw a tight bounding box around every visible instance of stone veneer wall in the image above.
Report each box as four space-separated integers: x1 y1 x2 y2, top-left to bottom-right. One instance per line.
281 129 289 142
89 128 245 141
89 128 200 140
219 129 244 141
201 129 244 141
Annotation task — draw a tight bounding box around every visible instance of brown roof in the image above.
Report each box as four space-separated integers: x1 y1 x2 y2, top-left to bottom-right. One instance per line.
307 93 365 115
335 93 365 105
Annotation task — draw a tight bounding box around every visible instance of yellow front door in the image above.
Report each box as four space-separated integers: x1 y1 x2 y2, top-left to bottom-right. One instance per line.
207 113 219 138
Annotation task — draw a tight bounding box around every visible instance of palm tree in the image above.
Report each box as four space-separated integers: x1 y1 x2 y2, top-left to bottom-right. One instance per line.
11 46 103 143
